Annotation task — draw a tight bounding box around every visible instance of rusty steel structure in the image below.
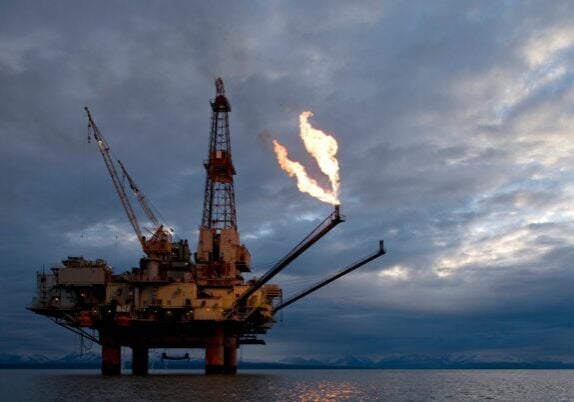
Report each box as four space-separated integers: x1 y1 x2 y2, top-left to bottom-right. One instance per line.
28 78 385 375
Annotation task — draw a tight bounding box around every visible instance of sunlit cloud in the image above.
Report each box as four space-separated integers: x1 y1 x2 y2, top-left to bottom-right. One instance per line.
522 26 574 67
433 227 545 277
433 208 574 278
378 265 410 281
242 226 275 241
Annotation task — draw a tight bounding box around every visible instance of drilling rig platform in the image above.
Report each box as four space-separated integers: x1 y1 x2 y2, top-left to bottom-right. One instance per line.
28 78 385 375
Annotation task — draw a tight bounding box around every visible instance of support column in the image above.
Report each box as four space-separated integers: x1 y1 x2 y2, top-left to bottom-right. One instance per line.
224 335 238 374
205 326 224 374
132 346 149 375
101 334 121 375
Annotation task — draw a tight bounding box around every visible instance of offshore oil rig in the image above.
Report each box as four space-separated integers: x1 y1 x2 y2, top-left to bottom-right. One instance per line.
28 78 385 375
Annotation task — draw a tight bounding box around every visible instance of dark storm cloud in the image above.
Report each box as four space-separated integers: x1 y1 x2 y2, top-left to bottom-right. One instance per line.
2 0 574 362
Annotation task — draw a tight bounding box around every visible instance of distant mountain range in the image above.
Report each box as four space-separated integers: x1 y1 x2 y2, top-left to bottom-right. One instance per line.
1 352 573 369
277 355 574 369
0 352 102 369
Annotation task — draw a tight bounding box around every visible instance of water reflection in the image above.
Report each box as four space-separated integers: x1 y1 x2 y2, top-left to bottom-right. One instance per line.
293 380 364 401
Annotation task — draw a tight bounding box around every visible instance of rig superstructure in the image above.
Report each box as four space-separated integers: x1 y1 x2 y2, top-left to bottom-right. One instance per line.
28 78 385 375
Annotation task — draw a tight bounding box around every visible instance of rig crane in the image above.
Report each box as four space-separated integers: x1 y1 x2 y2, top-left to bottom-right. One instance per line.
85 107 172 258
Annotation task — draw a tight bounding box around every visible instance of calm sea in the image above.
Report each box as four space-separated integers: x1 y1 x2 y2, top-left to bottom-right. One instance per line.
0 369 573 401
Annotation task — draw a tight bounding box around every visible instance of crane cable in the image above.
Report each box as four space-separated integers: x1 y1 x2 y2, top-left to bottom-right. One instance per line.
80 120 89 245
87 115 171 237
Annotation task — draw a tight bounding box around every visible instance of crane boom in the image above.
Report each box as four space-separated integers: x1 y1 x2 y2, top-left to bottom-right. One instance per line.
85 107 145 249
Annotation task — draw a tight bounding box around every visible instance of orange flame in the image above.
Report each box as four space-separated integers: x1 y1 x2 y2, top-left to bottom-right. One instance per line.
273 111 340 205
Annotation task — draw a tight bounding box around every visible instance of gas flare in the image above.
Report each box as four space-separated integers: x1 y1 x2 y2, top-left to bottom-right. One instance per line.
273 111 340 205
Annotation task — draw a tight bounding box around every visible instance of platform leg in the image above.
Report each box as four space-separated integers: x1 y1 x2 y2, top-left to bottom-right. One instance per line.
132 346 149 375
101 338 121 375
224 335 238 374
205 326 224 374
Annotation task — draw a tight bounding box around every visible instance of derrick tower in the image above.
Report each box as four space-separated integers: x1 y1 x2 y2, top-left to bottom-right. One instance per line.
196 78 250 282
202 77 237 230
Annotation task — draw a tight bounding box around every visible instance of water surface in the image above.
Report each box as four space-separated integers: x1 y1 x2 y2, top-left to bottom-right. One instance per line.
1 369 572 401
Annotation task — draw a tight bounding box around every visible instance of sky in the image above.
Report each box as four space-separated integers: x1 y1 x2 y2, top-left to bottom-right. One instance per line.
1 0 574 363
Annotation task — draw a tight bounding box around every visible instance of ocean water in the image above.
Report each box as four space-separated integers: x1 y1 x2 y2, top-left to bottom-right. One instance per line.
0 369 573 401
